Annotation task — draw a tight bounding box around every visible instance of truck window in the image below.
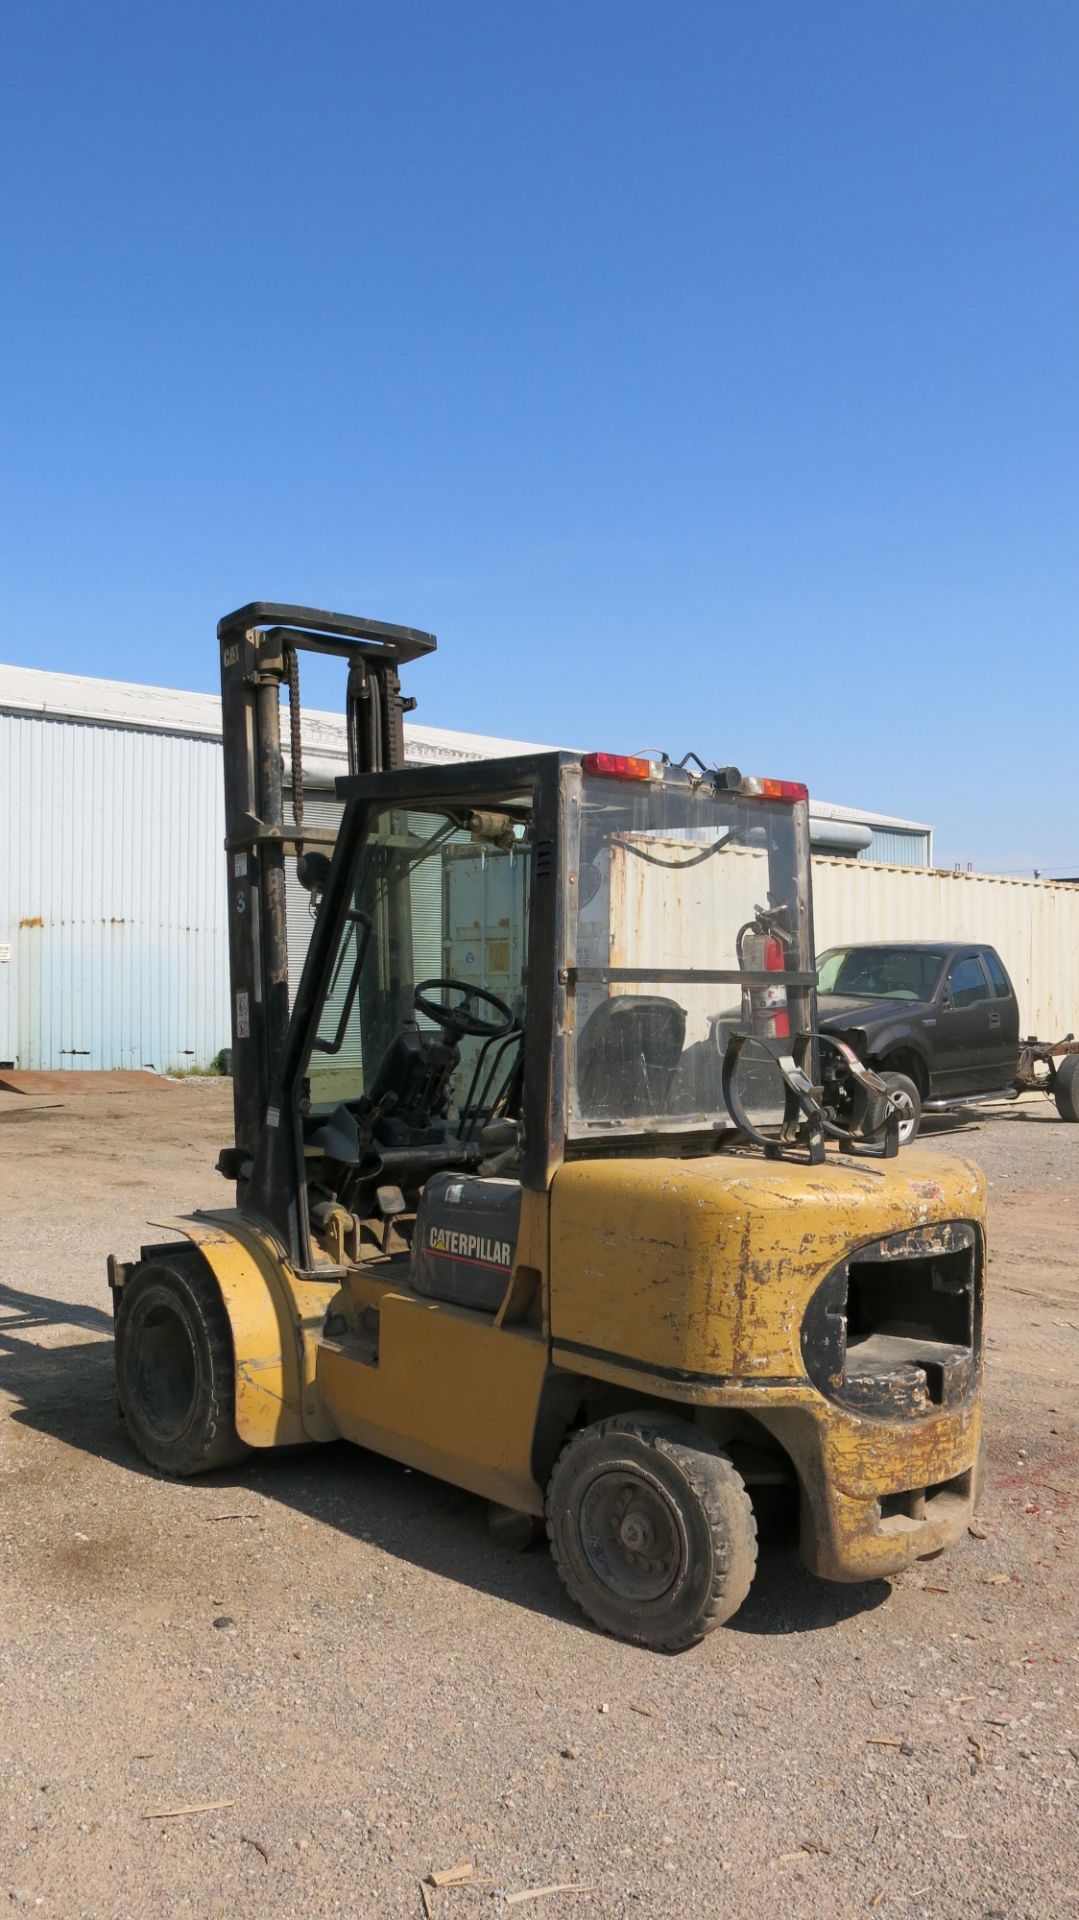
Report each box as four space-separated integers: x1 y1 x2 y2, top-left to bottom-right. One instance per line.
947 955 990 1009
816 946 943 1001
982 950 1012 1000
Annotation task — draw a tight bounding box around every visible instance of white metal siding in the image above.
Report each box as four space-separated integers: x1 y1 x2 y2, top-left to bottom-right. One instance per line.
284 791 343 1000
283 796 445 992
812 857 1079 1040
283 798 449 1103
860 828 931 867
600 838 773 1046
0 712 229 1070
3 696 1075 1073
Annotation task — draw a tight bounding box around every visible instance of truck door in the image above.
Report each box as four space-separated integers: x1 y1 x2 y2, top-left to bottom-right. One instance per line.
935 952 999 1095
980 947 1021 1085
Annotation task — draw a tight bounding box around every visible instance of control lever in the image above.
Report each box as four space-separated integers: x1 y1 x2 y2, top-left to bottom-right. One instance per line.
353 1088 398 1159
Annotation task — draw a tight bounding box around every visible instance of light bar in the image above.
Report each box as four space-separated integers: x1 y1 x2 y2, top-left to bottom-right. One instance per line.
582 752 653 781
740 776 808 802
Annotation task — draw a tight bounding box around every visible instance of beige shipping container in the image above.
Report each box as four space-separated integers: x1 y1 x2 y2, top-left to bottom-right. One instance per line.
811 858 1079 1041
592 836 1079 1049
578 837 777 1047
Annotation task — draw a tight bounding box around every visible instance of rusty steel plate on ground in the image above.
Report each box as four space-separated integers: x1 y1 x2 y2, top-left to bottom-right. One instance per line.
0 1070 176 1095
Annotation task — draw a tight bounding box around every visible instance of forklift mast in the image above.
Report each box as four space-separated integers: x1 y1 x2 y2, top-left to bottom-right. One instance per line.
217 603 437 1175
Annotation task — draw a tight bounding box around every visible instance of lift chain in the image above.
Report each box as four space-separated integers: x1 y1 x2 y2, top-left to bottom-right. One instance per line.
285 646 304 840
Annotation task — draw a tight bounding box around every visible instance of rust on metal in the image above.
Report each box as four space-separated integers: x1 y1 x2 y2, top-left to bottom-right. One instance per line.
0 1070 176 1095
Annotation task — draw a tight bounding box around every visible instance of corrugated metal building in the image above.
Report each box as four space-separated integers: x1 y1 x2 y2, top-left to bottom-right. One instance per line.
0 699 227 1071
808 800 933 868
0 662 935 1071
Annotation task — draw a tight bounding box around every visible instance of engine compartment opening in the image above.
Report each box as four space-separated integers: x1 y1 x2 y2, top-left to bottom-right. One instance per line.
847 1242 974 1350
801 1225 983 1420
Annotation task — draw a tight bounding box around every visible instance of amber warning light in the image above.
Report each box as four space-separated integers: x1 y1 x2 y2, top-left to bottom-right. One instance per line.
740 776 809 802
582 752 653 780
582 755 807 800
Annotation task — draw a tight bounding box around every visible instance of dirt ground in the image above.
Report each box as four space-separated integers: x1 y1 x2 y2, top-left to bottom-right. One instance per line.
1 1081 1077 1920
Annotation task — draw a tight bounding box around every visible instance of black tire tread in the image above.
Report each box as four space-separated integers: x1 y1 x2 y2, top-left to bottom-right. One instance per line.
1054 1054 1079 1123
115 1251 249 1476
545 1409 757 1651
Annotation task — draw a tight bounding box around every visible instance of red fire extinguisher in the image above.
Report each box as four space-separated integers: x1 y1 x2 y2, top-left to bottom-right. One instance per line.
738 914 792 1041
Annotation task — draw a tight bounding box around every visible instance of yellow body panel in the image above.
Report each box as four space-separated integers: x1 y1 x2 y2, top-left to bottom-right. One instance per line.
548 1146 985 1382
165 1214 548 1509
159 1140 986 1582
548 1146 987 1577
159 1212 339 1448
316 1293 549 1512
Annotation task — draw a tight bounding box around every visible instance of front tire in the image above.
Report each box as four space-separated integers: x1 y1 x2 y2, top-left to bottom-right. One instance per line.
869 1069 922 1145
114 1254 250 1475
1054 1054 1079 1122
545 1411 757 1650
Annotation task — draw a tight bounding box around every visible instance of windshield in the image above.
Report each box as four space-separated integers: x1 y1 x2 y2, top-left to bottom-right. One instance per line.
569 773 812 1136
307 800 531 1118
817 946 944 1002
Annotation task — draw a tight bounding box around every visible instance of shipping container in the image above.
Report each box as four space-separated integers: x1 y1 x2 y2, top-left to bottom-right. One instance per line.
812 857 1079 1042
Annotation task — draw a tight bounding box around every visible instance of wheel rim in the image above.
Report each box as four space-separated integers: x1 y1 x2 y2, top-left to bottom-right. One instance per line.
132 1297 198 1441
892 1090 917 1143
577 1469 684 1603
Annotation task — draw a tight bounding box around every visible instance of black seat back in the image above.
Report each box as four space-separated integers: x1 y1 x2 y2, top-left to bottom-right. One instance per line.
576 994 686 1118
368 1025 459 1130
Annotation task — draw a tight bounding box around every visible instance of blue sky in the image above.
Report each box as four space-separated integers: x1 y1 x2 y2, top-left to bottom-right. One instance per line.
2 2 1076 872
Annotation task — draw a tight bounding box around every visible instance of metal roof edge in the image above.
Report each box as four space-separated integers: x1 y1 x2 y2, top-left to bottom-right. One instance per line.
0 662 933 832
0 663 224 740
809 798 933 833
812 851 1077 889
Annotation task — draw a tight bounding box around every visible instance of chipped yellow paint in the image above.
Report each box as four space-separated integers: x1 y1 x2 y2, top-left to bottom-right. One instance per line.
156 1212 339 1448
753 1395 983 1579
548 1145 987 1579
161 1213 547 1505
548 1146 985 1383
155 1140 987 1583
317 1293 549 1513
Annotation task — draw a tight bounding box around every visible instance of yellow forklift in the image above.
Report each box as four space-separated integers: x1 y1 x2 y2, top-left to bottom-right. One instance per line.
108 604 986 1650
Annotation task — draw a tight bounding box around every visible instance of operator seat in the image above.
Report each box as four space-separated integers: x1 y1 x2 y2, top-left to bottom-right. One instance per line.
367 1021 460 1144
576 995 686 1118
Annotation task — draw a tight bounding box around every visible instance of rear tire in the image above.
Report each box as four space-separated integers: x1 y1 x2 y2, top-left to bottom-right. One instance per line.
114 1254 250 1475
1053 1054 1079 1122
545 1411 757 1650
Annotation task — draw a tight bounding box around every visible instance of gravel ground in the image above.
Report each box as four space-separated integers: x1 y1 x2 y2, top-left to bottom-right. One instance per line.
1 1082 1077 1920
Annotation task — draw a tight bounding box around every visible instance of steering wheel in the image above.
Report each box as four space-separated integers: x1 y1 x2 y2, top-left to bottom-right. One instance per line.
413 977 515 1039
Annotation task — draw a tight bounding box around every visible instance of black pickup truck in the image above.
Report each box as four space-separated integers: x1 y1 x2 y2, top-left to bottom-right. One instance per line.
815 941 1079 1143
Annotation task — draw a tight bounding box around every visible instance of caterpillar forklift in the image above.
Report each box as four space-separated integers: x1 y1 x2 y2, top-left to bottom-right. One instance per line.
108 603 987 1651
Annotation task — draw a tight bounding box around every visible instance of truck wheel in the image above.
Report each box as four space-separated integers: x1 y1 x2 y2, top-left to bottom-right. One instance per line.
545 1411 757 1650
114 1254 250 1475
871 1070 922 1145
1054 1055 1079 1122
